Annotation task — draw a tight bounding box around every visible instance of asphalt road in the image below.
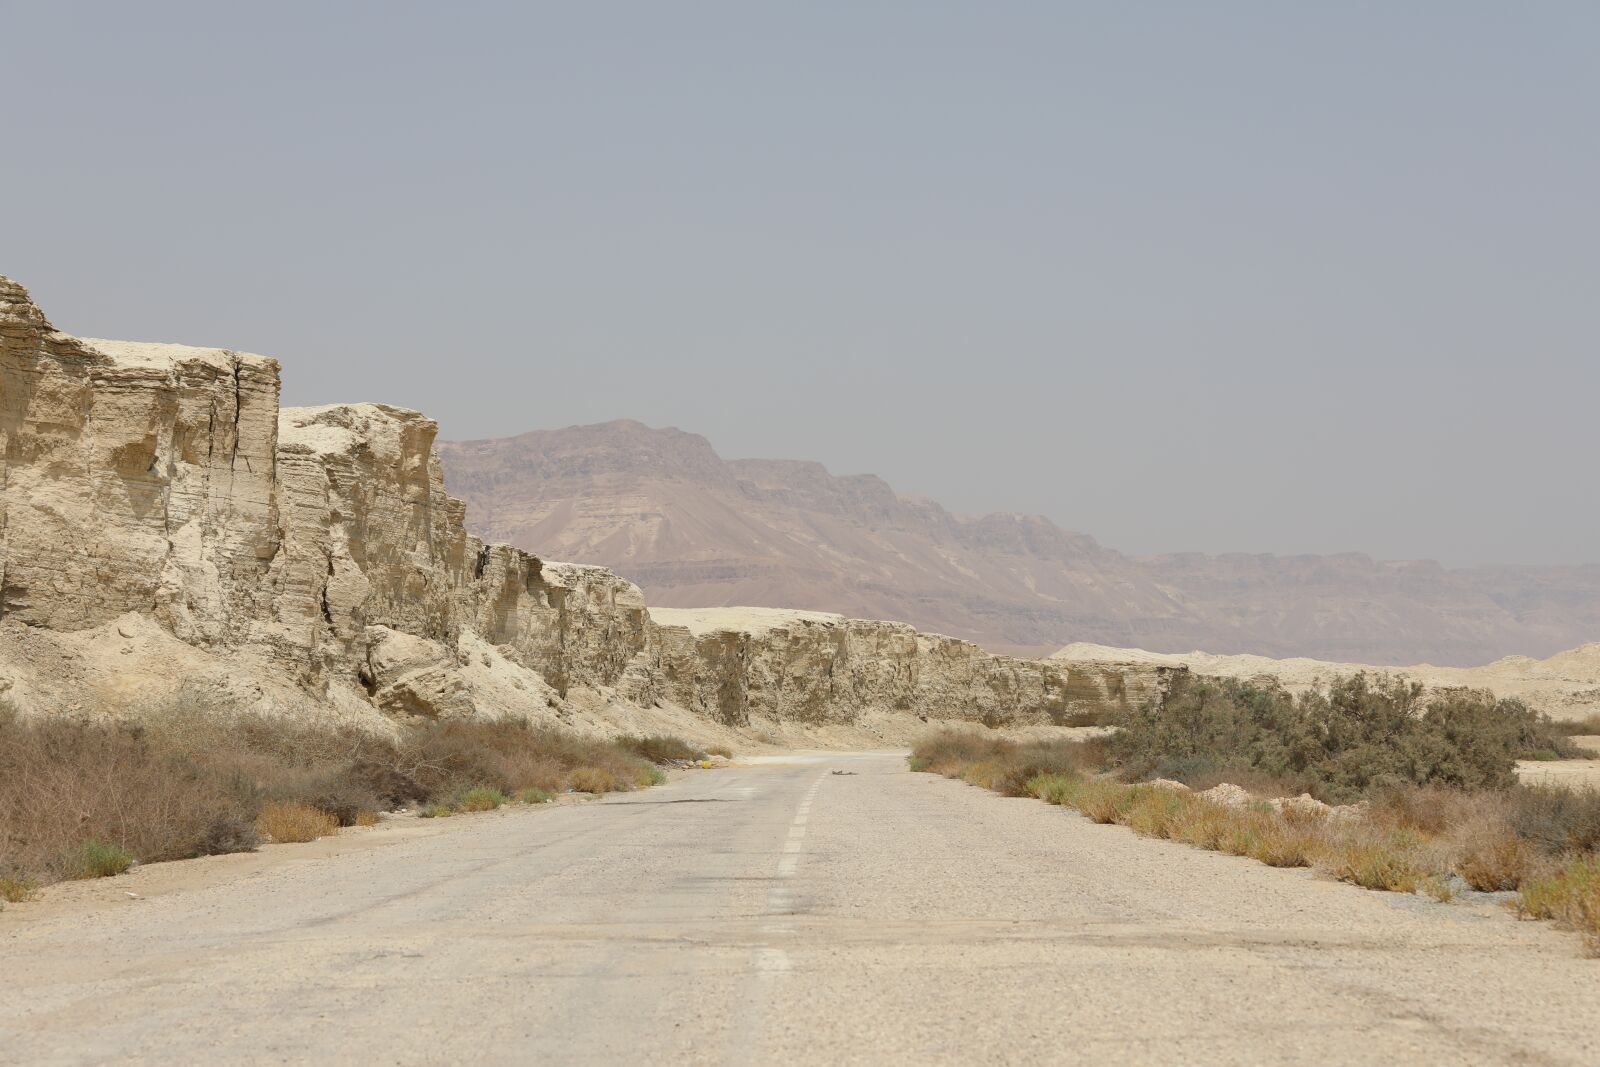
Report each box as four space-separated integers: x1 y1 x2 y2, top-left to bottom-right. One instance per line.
4 751 1598 1065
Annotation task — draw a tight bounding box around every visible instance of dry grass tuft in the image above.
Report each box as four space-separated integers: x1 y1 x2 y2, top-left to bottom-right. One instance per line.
1455 833 1535 892
617 735 703 763
569 766 618 794
0 875 41 903
454 786 508 813
1518 856 1600 955
254 801 339 844
71 841 135 879
1313 829 1442 893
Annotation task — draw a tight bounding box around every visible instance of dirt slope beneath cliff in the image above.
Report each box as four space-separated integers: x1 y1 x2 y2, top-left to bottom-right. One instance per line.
1055 641 1600 720
437 419 1600 665
5 753 1598 1065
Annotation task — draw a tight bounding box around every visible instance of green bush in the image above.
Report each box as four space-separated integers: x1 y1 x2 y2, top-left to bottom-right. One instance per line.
1112 674 1576 802
455 786 508 812
72 841 135 879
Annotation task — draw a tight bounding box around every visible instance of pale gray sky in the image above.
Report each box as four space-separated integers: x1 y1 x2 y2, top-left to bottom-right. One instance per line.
5 2 1596 565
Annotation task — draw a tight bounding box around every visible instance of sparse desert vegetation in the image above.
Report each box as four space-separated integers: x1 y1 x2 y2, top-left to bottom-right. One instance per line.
1113 673 1588 800
911 674 1600 953
1550 713 1600 736
0 696 696 899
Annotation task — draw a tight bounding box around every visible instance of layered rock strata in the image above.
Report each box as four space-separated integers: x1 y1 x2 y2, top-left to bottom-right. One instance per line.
0 276 1169 731
643 608 1175 728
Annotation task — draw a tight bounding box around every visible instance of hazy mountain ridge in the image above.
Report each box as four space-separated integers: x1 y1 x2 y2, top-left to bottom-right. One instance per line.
438 420 1600 666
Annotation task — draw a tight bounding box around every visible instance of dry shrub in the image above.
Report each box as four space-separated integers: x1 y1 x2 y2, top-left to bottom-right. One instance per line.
617 735 703 763
1508 786 1600 855
960 761 1006 791
1027 773 1083 807
0 695 673 894
1549 714 1600 736
1121 787 1184 839
1180 766 1318 801
395 721 653 799
1316 829 1442 893
569 766 618 794
1455 835 1535 892
353 810 380 827
1170 800 1233 851
705 745 735 759
267 771 384 828
1365 786 1466 836
0 704 261 883
1518 856 1600 955
1076 780 1132 824
0 875 41 902
255 801 338 844
912 730 1108 797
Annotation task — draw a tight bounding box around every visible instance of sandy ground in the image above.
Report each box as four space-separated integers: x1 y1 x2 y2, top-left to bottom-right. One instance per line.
4 753 1600 1066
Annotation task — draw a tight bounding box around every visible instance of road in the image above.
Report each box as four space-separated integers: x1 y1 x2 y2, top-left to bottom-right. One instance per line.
4 751 1599 1065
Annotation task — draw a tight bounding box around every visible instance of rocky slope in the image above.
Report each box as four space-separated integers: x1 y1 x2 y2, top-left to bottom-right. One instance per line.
0 276 1165 737
1054 641 1600 722
438 421 1600 666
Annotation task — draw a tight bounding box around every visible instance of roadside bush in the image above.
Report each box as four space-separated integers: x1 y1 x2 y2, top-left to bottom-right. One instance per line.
1315 828 1442 893
1519 856 1600 955
255 801 338 843
1549 714 1600 736
0 875 40 902
0 697 676 898
1508 785 1600 855
72 841 135 879
910 729 1600 954
617 735 704 763
0 703 261 883
268 771 384 828
569 766 618 794
1113 674 1577 802
455 786 508 812
911 730 1109 797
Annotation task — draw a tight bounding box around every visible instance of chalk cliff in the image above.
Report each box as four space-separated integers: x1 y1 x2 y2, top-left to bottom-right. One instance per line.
0 276 1165 735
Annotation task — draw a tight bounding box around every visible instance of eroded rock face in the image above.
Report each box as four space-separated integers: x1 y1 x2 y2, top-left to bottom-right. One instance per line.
0 275 1165 731
1 278 282 645
642 608 1178 729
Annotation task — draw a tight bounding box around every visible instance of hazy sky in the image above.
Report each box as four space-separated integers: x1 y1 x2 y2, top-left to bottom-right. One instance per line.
5 3 1596 566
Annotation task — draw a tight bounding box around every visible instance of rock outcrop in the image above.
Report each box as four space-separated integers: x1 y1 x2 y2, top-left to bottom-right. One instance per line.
643 608 1175 729
0 277 280 643
1053 640 1600 722
0 275 1169 735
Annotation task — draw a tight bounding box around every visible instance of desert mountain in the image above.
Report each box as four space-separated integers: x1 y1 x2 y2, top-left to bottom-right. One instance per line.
438 420 1600 667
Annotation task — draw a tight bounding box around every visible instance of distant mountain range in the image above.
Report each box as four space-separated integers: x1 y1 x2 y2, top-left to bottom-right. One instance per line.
437 420 1600 666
